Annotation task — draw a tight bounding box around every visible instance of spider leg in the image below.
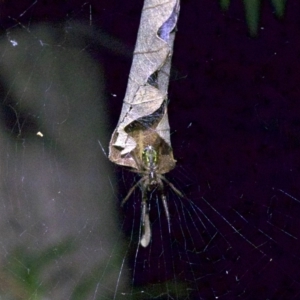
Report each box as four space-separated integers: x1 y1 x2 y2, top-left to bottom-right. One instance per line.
140 184 151 247
160 175 184 198
158 179 171 233
162 194 171 233
121 177 146 207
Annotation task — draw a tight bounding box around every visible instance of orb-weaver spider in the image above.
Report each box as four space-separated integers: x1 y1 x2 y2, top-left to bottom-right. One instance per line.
121 145 183 247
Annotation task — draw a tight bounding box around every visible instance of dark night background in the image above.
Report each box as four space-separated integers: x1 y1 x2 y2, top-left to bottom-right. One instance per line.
1 0 300 299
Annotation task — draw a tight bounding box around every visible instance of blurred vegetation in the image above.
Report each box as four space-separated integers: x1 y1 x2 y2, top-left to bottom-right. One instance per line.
2 239 76 300
219 0 286 36
2 239 129 300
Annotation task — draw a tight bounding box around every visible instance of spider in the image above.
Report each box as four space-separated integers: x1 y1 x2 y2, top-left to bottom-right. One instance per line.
121 145 183 247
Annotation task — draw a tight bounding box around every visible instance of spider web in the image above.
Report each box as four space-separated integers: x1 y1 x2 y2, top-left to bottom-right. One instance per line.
0 1 300 299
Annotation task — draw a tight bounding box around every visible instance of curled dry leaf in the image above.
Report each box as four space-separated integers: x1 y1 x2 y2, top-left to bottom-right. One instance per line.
109 0 180 174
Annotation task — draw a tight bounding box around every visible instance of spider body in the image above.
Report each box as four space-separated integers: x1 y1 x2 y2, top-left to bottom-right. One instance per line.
122 145 182 247
142 145 158 186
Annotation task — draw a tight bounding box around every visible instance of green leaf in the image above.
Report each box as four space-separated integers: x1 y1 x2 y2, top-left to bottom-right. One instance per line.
243 0 261 36
220 0 287 36
36 238 76 271
4 239 77 299
219 0 231 10
270 0 286 17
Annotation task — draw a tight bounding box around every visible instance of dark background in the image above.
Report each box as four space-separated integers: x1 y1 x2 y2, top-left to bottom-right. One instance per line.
1 0 300 299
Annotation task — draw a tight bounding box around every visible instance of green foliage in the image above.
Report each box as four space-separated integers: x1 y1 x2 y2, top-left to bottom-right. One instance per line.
220 0 231 10
219 0 287 36
271 0 286 17
4 239 76 300
243 0 261 36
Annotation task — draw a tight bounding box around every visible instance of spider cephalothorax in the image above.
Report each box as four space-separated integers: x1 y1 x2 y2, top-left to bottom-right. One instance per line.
121 145 182 247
